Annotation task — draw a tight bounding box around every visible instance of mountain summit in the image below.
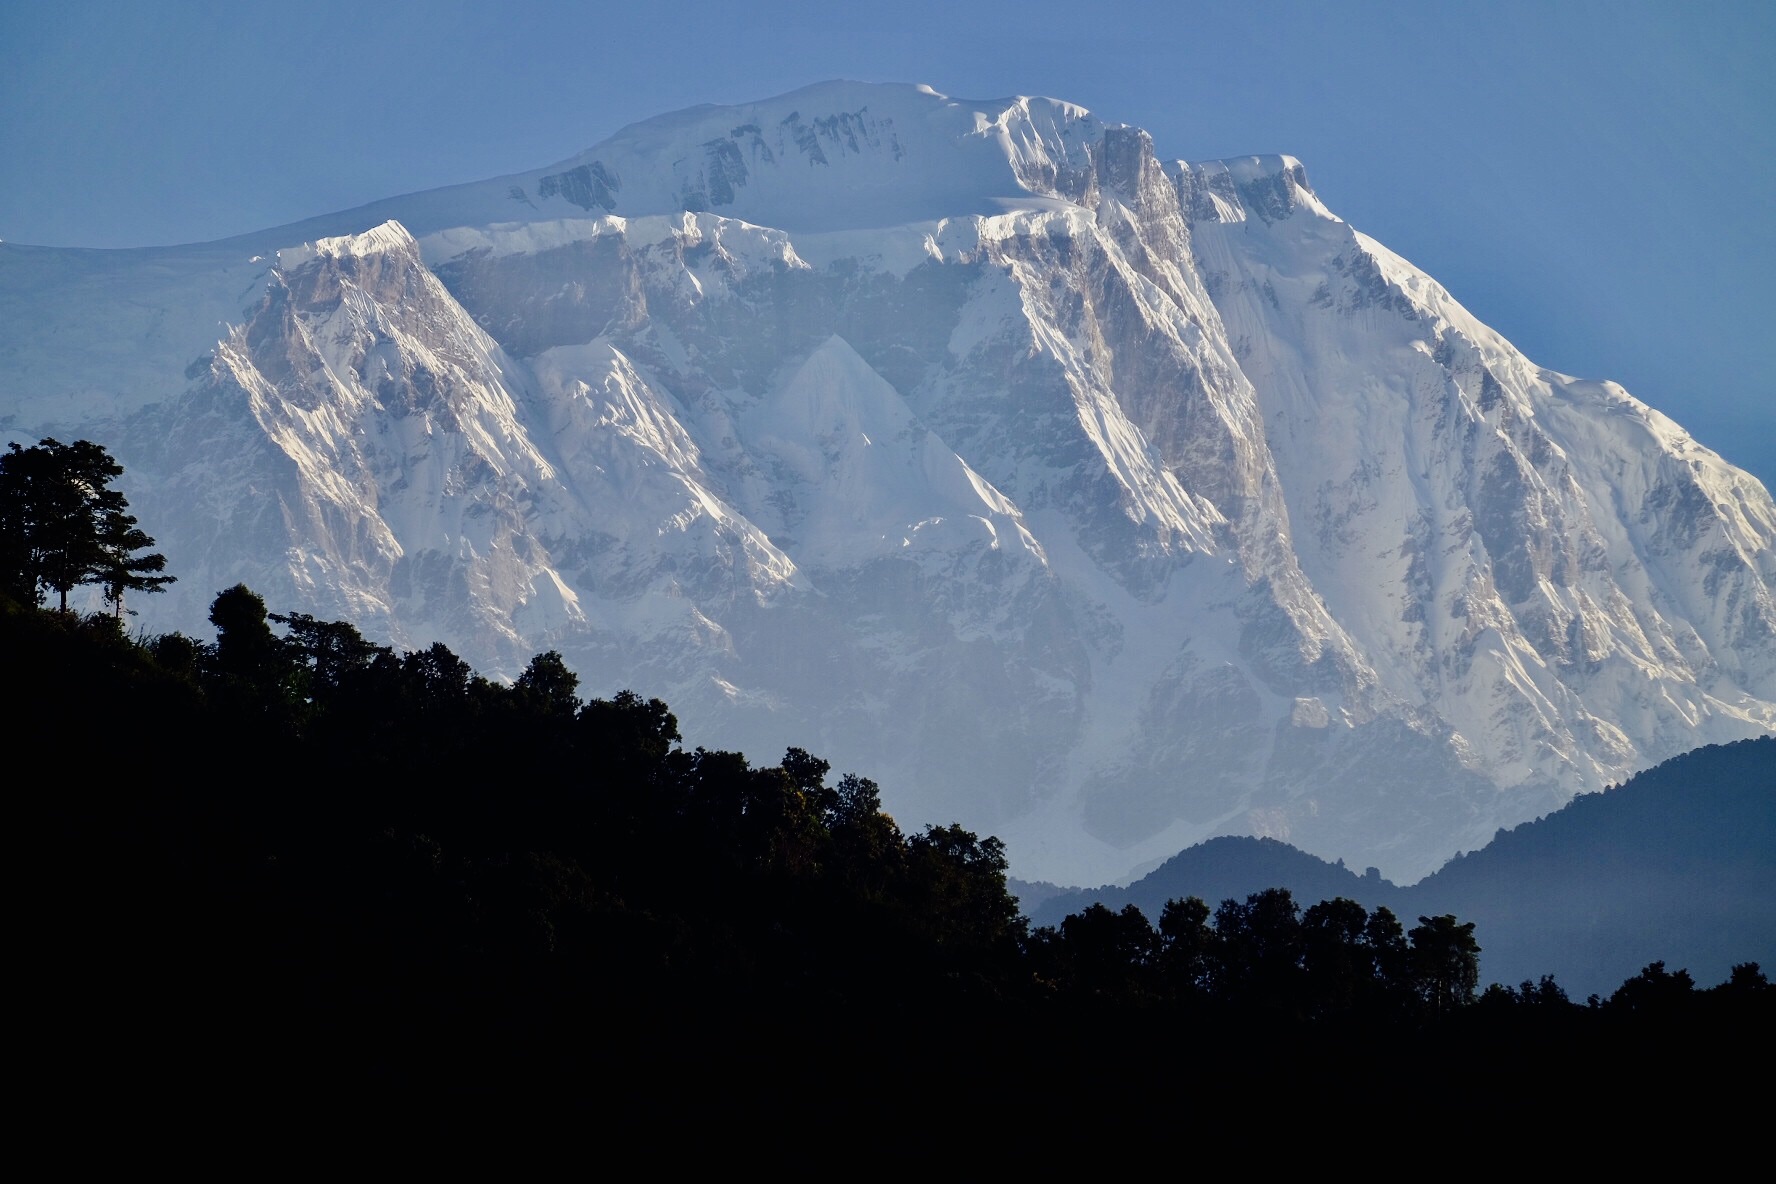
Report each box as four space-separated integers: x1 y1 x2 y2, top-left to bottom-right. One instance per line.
4 82 1771 884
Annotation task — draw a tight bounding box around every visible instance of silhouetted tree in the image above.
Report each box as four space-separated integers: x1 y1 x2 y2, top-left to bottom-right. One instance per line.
1055 903 1161 999
1301 897 1372 1016
270 610 388 702
0 438 170 612
579 690 680 768
514 650 580 719
93 506 173 618
1157 895 1214 998
906 824 1023 959
1520 974 1571 1007
1717 962 1770 999
1366 905 1413 1002
1409 914 1480 1013
207 584 297 715
781 747 839 818
826 772 903 897
739 761 826 877
1608 961 1696 1013
1213 888 1305 1012
403 642 478 712
148 631 207 687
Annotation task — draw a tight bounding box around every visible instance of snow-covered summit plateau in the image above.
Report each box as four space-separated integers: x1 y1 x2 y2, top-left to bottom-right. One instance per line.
3 81 1770 884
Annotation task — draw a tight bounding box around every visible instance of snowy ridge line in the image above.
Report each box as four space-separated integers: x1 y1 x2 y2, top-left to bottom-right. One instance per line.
1 80 1771 888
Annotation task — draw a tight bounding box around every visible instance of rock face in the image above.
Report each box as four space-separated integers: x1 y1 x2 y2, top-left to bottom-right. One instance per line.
3 82 1771 885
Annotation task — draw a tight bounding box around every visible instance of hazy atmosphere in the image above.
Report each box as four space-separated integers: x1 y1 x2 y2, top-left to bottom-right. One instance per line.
7 1 1771 1124
3 0 1771 489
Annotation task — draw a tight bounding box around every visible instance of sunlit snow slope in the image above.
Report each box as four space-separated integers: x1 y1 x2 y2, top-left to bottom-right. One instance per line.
3 81 1770 885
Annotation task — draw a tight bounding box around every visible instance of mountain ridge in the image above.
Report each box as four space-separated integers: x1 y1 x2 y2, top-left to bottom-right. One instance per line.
3 81 1771 886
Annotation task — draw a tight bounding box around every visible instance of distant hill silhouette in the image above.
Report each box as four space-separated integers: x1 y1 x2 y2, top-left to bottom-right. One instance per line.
1412 736 1773 996
1031 738 1774 996
1024 836 1403 929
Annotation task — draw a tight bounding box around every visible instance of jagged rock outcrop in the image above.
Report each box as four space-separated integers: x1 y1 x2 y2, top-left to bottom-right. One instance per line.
3 82 1770 884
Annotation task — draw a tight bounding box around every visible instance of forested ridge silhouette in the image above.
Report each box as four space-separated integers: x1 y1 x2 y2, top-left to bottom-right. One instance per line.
11 590 1769 1131
4 441 1766 1130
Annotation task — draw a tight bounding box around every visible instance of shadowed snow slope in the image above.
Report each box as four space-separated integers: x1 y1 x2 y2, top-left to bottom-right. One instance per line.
2 81 1770 885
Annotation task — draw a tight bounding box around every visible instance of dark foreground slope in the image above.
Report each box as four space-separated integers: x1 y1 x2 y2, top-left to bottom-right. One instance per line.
10 598 1770 1138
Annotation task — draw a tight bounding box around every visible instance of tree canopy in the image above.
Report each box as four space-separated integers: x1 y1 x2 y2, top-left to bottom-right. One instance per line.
0 438 171 614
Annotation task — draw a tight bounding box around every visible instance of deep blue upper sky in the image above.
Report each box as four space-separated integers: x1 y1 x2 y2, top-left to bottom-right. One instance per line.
3 0 1771 488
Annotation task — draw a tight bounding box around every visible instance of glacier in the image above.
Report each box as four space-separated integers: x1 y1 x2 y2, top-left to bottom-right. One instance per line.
2 81 1770 886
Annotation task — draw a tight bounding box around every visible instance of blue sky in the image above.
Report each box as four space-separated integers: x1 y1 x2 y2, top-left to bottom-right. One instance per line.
3 0 1771 488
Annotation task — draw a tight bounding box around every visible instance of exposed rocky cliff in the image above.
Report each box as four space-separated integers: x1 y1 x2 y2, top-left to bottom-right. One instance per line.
4 82 1770 884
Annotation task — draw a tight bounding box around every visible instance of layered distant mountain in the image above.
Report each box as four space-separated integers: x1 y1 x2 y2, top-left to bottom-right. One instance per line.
3 82 1771 885
1025 737 1775 997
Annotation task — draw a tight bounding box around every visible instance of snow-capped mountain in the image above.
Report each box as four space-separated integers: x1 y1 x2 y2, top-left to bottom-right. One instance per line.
3 81 1771 885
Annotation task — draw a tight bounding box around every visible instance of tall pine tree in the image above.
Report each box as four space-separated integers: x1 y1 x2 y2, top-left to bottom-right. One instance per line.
0 439 172 612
